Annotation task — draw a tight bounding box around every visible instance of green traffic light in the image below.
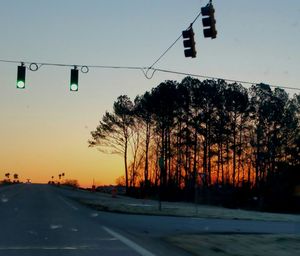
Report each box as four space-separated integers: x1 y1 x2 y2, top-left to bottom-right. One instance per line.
70 68 79 92
70 83 78 91
17 80 25 89
17 65 26 89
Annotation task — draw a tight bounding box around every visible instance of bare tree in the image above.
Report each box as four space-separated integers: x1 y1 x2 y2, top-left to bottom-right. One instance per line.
89 95 134 191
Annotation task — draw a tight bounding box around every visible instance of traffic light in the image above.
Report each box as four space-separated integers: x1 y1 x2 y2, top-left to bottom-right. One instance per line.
201 3 217 39
70 67 79 91
182 27 196 58
17 65 26 89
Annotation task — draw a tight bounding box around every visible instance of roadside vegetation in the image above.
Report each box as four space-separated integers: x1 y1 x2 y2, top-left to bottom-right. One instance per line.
0 172 20 185
89 77 300 213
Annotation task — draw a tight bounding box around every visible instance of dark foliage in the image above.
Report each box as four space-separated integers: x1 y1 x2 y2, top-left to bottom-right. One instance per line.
90 77 300 213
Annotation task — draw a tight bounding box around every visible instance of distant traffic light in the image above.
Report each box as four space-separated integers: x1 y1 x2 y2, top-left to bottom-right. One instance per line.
201 3 217 39
70 67 79 91
17 65 26 89
182 26 196 58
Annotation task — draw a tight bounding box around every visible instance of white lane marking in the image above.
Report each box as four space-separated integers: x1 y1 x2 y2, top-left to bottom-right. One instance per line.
59 196 78 211
0 242 118 250
1 197 8 203
102 226 156 256
127 204 152 207
97 238 118 241
50 224 63 230
28 230 38 235
0 246 78 250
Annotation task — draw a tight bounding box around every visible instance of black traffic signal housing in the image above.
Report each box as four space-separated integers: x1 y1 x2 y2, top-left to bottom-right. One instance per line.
182 27 196 58
17 65 26 89
201 3 217 39
70 67 79 91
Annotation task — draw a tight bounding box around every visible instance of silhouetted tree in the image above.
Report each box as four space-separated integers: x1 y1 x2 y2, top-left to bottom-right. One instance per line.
89 95 134 191
13 173 19 182
224 83 249 186
5 173 10 180
134 92 154 187
149 81 179 191
89 76 300 210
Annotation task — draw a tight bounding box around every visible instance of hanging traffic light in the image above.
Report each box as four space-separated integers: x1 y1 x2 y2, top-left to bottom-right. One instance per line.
201 3 217 39
16 65 26 89
70 67 79 91
182 26 196 58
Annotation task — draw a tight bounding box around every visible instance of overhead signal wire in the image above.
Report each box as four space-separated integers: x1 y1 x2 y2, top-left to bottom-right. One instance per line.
0 58 299 91
146 10 202 74
151 68 300 91
1 1 298 92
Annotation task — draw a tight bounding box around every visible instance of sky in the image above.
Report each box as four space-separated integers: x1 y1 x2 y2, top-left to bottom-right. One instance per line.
0 0 299 187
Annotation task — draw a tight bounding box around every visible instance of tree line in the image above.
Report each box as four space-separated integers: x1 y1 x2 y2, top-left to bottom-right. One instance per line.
2 173 20 183
89 77 300 210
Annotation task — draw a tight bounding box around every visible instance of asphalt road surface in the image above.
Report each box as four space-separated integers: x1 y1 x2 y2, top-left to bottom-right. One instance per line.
0 184 298 256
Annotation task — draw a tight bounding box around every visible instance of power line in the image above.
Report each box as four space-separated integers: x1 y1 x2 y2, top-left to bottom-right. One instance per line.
151 68 300 91
0 8 203 74
148 34 182 70
1 2 297 92
0 59 146 70
148 10 202 69
0 58 298 91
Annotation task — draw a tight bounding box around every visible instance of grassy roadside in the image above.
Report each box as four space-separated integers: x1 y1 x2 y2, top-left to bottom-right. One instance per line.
60 187 300 255
69 193 300 222
165 234 300 256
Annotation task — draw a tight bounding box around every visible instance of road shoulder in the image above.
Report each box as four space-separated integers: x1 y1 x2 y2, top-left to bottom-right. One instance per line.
165 233 300 256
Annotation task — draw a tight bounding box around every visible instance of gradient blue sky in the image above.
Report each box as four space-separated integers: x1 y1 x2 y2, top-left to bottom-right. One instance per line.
0 0 299 186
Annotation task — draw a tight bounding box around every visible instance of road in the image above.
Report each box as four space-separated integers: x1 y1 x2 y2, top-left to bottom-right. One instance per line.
0 184 299 256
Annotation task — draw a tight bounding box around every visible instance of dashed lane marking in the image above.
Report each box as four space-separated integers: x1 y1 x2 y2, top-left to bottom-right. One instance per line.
0 244 115 250
59 196 79 211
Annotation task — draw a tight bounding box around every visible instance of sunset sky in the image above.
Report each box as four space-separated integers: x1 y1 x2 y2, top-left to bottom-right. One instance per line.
0 0 299 187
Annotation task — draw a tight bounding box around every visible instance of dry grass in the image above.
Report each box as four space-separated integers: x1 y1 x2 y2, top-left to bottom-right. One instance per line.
72 194 300 222
64 188 300 255
166 234 300 256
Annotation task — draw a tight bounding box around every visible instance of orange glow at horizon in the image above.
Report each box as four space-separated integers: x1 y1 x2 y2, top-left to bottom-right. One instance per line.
1 150 124 188
0 112 124 188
